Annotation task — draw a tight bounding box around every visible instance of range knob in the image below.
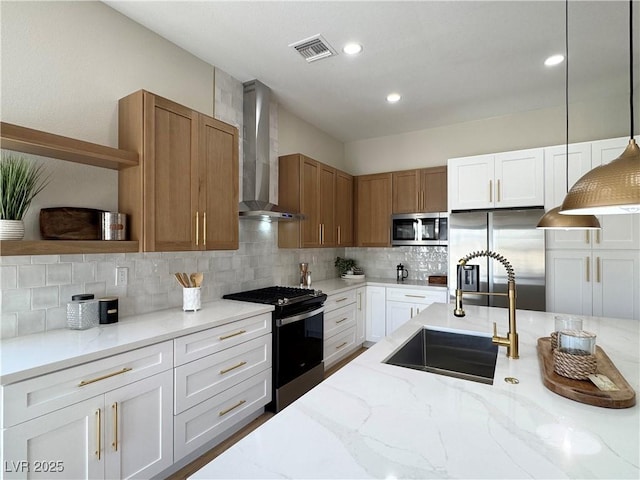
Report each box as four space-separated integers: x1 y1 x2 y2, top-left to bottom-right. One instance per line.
313 289 323 296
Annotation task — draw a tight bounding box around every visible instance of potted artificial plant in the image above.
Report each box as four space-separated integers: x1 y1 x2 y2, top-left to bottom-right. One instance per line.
0 153 50 240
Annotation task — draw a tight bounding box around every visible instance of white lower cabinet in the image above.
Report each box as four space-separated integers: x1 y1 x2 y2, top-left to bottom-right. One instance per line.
323 289 361 369
547 249 640 320
2 344 174 480
172 313 272 462
355 286 366 345
365 286 386 343
386 287 449 335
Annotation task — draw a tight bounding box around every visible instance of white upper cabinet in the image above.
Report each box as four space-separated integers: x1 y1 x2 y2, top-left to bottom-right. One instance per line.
448 148 544 211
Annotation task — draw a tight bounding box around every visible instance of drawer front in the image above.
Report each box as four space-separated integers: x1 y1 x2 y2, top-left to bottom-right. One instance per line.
386 287 448 304
324 289 357 312
2 341 173 428
323 326 357 368
174 334 271 414
174 369 271 461
324 303 356 339
174 313 271 366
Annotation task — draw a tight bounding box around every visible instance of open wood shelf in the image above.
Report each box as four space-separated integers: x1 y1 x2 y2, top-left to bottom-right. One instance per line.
1 122 138 170
0 240 139 256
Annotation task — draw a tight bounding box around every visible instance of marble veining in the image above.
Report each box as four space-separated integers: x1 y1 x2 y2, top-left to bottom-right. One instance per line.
191 303 639 479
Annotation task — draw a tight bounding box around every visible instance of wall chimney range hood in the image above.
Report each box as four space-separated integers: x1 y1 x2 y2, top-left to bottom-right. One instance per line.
239 80 298 221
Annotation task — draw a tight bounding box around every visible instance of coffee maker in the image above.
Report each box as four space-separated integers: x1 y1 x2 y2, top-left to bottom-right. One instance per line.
396 263 409 281
299 263 311 287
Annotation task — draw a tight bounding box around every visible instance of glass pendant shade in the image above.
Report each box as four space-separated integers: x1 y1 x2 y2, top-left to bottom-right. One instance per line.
560 139 640 215
537 206 601 230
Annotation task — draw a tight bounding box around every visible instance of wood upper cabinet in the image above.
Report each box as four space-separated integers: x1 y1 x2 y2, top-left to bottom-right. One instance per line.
335 170 354 246
355 173 392 247
278 154 351 248
118 90 238 252
392 167 447 213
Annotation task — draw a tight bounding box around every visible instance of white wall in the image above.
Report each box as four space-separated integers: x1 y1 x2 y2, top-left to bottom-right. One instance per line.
278 106 346 170
344 93 631 175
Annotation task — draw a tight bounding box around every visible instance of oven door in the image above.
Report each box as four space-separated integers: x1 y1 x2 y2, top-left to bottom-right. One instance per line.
274 306 324 388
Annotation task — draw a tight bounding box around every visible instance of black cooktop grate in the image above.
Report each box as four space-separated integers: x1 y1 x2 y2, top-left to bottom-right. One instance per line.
223 286 315 305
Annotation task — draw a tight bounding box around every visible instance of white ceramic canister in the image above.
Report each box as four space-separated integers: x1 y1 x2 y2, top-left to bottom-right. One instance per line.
183 287 201 311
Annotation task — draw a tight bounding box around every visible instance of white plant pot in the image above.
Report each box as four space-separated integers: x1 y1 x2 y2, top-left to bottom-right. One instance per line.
0 219 25 240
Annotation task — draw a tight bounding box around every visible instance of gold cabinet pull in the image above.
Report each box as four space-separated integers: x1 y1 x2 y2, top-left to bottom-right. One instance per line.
596 230 600 244
416 307 420 315
112 402 118 451
219 399 246 417
410 307 414 318
219 329 246 340
96 409 101 460
489 180 493 202
336 317 348 324
586 257 590 282
337 225 341 245
219 361 247 375
336 341 348 350
335 297 348 303
596 257 601 283
405 294 425 299
203 211 207 246
79 367 132 387
318 224 322 244
195 211 199 246
586 231 590 244
357 292 362 310
497 179 501 202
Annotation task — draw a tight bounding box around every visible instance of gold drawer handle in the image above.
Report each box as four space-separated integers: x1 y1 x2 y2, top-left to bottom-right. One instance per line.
219 361 247 375
219 399 246 417
95 409 101 459
112 402 118 451
335 317 349 324
219 329 247 340
404 294 425 299
335 297 349 303
336 342 348 350
79 367 132 387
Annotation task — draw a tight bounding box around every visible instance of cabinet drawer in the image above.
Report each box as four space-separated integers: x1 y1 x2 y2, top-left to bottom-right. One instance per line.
386 287 448 304
2 341 173 428
324 304 356 339
174 335 271 414
174 313 271 366
324 326 357 368
174 369 271 461
324 289 357 312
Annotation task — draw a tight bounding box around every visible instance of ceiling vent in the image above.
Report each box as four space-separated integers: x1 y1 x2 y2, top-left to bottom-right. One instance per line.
289 34 337 63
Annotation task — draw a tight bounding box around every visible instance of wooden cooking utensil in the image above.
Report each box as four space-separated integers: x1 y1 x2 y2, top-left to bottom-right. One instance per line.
180 272 192 288
191 272 203 288
174 272 187 288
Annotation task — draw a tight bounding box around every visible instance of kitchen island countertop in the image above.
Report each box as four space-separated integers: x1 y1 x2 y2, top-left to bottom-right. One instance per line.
310 277 448 296
191 302 639 479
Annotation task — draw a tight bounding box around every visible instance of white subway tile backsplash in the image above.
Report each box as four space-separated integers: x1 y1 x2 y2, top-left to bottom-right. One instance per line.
1 313 17 338
45 306 67 331
72 262 96 283
31 286 59 310
17 264 46 288
34 255 59 264
46 263 72 285
17 310 46 336
1 265 17 289
1 288 31 313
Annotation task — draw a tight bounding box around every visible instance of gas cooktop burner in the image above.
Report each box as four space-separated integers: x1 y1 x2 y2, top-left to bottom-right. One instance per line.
223 286 324 306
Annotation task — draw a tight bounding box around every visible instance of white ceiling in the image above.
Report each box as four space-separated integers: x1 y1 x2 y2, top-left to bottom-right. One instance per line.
103 1 637 143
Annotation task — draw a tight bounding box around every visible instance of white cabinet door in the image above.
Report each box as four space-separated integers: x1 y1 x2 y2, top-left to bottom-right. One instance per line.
355 287 366 345
447 154 494 211
592 250 640 320
386 301 423 336
2 397 104 480
546 250 593 316
494 148 544 208
104 371 173 480
365 286 386 343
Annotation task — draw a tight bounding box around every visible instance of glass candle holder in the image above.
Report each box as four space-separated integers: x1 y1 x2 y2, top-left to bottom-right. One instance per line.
558 329 596 356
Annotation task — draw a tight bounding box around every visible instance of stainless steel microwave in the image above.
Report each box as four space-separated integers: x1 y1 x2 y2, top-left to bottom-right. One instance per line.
391 213 448 246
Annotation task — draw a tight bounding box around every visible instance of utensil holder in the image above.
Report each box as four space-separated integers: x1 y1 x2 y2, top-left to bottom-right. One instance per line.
551 315 583 349
183 287 201 311
67 299 99 330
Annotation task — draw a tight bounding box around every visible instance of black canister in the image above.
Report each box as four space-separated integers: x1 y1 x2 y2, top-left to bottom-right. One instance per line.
99 297 119 324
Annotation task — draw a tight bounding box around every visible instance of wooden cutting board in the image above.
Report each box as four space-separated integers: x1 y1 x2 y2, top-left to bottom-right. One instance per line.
40 207 103 240
537 337 636 408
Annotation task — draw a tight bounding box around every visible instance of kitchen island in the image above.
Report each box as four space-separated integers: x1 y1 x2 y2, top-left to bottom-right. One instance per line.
191 302 639 479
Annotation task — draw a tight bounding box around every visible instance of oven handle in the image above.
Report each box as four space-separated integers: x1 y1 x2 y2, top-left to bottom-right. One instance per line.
276 306 325 327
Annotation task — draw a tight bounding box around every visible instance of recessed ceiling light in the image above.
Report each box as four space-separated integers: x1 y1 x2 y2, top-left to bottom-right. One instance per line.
343 42 362 55
386 93 401 103
544 54 565 67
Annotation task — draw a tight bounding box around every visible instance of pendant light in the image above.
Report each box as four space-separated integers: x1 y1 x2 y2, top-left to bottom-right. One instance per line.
537 0 601 230
560 0 640 215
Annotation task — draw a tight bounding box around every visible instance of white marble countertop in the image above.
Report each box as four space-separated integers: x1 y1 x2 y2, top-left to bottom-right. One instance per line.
0 300 273 385
191 303 639 479
311 277 448 296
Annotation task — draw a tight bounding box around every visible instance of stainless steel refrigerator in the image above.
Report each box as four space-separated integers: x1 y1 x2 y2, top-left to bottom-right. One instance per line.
448 208 546 311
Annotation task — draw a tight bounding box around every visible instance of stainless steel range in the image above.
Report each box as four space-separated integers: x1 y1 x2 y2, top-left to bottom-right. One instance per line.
223 286 327 412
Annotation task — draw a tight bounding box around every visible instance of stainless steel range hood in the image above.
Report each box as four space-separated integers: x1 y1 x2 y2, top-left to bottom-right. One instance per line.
239 80 297 221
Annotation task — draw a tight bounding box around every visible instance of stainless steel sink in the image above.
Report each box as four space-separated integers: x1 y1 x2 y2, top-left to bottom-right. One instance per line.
383 327 499 384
